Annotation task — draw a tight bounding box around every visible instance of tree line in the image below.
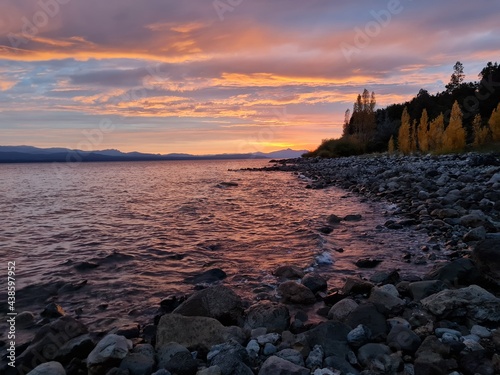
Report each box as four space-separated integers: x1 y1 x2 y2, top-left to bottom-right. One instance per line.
305 61 500 158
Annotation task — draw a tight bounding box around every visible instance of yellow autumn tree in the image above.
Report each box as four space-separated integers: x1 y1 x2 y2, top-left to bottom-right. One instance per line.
442 101 466 153
398 107 411 154
388 135 395 153
472 114 490 147
428 113 444 152
418 109 429 153
410 120 418 153
489 102 500 142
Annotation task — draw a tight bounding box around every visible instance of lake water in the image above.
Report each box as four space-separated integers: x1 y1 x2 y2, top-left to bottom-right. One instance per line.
0 159 436 337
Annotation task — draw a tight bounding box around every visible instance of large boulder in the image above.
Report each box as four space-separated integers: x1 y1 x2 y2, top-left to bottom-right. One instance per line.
156 314 244 354
278 281 316 305
87 334 132 375
173 285 244 325
258 356 309 375
421 285 500 324
157 343 198 375
244 301 290 333
16 316 88 373
424 258 481 286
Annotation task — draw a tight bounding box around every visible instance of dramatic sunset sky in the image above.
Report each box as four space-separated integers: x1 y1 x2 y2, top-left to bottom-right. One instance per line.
0 0 499 154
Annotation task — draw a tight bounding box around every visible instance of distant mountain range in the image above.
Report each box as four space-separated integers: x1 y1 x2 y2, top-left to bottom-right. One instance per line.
0 146 308 163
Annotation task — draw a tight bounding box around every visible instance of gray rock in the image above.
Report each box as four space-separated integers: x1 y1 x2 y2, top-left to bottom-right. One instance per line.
347 324 371 348
357 343 391 367
273 265 305 279
157 342 190 368
87 334 132 375
387 325 421 353
208 341 252 375
431 208 460 219
17 316 88 374
408 280 448 301
305 345 324 369
434 328 461 338
275 348 304 366
55 333 95 363
345 304 388 341
156 314 244 354
164 351 198 375
323 355 359 374
246 339 259 359
368 284 405 312
132 344 155 360
302 273 327 293
463 226 487 242
244 301 290 333
258 356 309 375
470 325 491 338
421 285 500 324
151 370 171 375
173 285 244 325
278 281 316 305
386 317 411 330
460 211 490 228
342 278 374 295
26 361 66 375
114 323 140 339
263 343 277 356
312 370 336 375
328 298 358 321
256 333 280 345
304 321 351 358
119 353 155 375
16 311 36 328
196 367 221 375
424 258 481 286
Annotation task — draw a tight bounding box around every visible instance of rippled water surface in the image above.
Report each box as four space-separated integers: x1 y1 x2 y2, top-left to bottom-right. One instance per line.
0 160 435 336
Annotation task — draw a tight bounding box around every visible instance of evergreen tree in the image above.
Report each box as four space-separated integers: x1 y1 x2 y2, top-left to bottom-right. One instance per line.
442 101 466 152
428 113 445 152
417 109 429 152
489 102 500 142
472 114 490 146
446 61 465 93
342 109 351 137
398 107 411 154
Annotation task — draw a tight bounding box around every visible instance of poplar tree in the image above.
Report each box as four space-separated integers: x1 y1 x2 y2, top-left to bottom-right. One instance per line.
489 102 500 142
388 135 395 153
472 114 490 147
398 107 411 154
442 101 466 152
417 109 429 153
428 113 445 152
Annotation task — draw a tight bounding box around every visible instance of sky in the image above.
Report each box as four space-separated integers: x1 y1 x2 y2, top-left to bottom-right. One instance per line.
0 0 499 154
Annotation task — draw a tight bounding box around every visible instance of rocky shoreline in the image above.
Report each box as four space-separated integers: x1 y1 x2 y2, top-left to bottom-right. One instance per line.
3 152 500 375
